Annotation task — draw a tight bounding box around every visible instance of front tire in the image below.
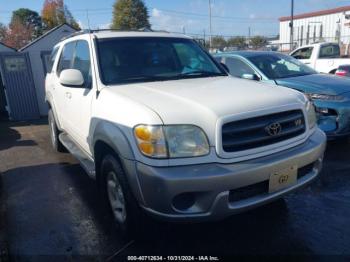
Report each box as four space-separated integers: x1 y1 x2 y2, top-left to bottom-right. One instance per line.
100 154 144 237
48 109 65 152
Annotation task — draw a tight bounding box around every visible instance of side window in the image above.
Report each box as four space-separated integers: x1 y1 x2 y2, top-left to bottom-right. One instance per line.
291 47 313 59
214 56 223 63
45 47 59 74
224 57 255 78
57 41 76 76
319 45 340 58
72 41 92 87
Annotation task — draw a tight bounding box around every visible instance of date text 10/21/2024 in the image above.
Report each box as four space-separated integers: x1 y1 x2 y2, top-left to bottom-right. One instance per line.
127 256 220 261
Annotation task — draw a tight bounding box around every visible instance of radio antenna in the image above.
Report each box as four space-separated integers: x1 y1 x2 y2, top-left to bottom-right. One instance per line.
86 9 91 30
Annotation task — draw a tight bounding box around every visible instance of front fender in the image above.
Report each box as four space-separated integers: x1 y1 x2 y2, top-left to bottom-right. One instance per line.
91 119 147 204
91 119 135 160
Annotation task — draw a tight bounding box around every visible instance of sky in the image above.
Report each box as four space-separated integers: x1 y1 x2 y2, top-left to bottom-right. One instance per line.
0 0 349 37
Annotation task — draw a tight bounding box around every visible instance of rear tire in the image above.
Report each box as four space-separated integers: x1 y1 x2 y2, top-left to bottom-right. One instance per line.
100 154 146 237
48 109 65 152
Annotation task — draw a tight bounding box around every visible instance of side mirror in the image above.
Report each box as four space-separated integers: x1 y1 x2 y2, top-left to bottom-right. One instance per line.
220 62 230 73
59 69 84 87
242 73 261 81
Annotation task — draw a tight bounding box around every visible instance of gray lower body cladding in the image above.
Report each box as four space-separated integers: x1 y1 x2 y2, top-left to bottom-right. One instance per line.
133 129 326 222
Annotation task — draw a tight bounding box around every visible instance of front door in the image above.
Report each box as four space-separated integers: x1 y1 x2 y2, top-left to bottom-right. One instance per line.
0 52 39 120
54 39 93 153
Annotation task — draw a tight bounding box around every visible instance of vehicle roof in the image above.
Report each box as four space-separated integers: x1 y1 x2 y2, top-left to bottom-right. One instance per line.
293 42 339 49
92 30 191 39
215 51 287 58
60 30 192 42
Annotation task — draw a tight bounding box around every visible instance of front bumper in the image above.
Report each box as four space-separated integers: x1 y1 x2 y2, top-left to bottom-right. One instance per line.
314 101 350 138
135 129 326 222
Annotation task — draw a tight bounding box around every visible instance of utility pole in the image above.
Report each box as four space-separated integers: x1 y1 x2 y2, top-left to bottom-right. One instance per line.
290 0 294 51
209 0 213 49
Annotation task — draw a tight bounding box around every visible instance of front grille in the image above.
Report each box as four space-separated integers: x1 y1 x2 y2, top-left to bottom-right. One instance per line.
222 110 306 153
229 181 268 203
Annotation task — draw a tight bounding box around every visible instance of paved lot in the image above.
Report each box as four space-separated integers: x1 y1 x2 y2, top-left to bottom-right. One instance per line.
1 120 350 260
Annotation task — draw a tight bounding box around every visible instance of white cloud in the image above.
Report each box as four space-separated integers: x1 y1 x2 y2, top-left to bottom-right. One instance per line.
98 23 112 29
77 20 85 29
150 8 203 34
249 14 256 19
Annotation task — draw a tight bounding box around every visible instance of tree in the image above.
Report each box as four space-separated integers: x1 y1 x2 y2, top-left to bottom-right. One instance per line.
250 36 267 49
111 0 151 30
42 0 80 31
227 36 247 50
0 23 7 42
3 20 34 49
10 8 43 39
211 36 227 49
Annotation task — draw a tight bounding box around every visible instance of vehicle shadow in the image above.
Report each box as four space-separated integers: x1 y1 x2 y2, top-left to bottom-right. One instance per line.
1 161 314 258
0 122 38 151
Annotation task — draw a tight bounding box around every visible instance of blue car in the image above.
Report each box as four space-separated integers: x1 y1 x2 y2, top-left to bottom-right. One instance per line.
215 51 350 138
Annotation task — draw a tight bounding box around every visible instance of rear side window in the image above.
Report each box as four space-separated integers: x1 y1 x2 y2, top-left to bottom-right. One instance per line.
224 57 255 78
46 46 59 73
57 41 76 76
319 44 340 58
72 40 91 86
291 47 313 59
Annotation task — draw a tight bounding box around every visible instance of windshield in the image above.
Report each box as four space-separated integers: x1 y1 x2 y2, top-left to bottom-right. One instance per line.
248 53 317 79
97 37 226 85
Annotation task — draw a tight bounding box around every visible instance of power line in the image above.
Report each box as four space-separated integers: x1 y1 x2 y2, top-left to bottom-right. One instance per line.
0 6 278 22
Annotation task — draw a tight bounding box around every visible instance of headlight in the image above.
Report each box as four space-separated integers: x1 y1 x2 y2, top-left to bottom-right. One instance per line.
306 100 317 129
134 125 210 158
306 93 344 101
164 125 210 158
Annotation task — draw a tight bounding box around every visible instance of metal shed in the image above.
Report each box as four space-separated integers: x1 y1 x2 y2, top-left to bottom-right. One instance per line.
19 23 77 117
0 43 16 120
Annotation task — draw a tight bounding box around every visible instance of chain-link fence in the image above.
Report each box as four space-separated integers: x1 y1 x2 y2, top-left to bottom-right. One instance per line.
191 34 350 56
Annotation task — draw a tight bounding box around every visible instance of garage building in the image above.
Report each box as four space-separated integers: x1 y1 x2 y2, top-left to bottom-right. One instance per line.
19 23 77 117
0 24 77 121
0 43 16 120
279 5 350 51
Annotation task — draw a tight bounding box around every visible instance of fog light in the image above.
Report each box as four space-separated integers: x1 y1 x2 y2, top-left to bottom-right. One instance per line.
316 107 329 114
172 193 195 211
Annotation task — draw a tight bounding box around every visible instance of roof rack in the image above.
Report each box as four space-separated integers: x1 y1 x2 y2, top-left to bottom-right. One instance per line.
61 28 170 41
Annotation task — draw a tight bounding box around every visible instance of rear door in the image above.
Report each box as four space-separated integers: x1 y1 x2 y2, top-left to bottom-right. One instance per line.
0 52 40 120
314 44 341 73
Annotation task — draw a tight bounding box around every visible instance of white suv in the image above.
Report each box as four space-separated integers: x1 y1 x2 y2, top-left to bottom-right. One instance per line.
45 30 326 234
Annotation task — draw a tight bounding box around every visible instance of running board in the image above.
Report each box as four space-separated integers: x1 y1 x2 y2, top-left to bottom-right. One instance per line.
59 133 96 179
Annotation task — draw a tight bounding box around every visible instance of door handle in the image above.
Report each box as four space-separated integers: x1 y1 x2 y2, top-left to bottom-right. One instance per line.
65 92 72 99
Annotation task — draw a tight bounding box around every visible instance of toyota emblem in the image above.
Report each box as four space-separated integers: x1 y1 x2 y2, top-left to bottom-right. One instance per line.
266 122 282 136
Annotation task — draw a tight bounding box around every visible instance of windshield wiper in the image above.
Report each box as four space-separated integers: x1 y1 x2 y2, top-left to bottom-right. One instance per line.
178 71 226 77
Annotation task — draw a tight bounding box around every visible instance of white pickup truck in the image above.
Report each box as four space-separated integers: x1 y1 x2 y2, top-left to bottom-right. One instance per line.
45 30 326 235
290 42 350 74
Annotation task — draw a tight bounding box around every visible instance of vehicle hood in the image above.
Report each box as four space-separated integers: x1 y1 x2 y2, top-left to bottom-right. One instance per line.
109 77 305 144
275 73 350 96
